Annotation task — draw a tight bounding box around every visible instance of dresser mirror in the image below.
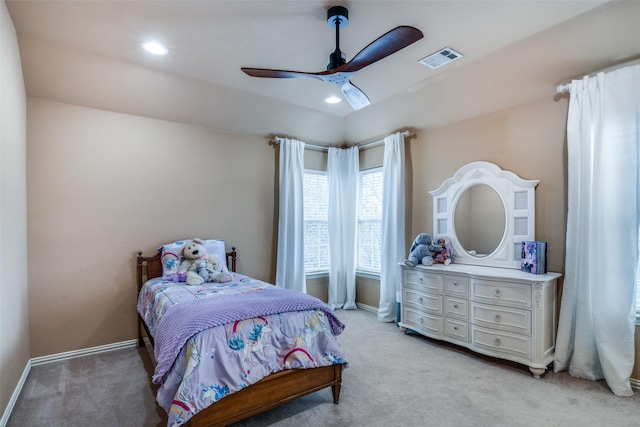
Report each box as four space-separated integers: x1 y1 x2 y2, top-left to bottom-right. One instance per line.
453 183 505 257
430 161 538 269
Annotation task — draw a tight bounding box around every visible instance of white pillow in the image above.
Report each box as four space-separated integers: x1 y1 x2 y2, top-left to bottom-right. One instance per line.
158 239 227 280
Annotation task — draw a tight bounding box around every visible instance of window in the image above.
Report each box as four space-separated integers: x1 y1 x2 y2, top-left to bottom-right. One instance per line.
303 168 385 276
357 168 384 273
303 171 329 273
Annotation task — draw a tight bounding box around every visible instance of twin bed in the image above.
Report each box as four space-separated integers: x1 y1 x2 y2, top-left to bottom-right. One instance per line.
136 240 348 426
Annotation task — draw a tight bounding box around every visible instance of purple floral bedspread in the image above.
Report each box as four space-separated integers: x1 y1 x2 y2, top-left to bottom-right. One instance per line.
137 274 348 427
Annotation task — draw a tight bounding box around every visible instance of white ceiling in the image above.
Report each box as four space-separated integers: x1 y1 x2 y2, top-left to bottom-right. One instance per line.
6 0 640 144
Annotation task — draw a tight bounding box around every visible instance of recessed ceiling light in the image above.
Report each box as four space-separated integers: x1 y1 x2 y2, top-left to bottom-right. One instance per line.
325 96 342 104
142 41 168 55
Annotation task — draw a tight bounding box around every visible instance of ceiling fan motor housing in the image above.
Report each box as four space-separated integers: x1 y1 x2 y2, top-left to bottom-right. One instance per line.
327 6 348 28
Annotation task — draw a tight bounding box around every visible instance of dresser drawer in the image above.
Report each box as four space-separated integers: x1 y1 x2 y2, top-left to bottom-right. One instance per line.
403 287 442 314
403 307 443 335
444 274 469 298
444 297 468 320
444 318 469 342
472 326 531 359
404 270 443 293
472 279 531 309
471 303 531 335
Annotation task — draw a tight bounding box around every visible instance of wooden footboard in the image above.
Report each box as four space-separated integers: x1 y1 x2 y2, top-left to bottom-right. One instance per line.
135 248 343 426
184 364 342 427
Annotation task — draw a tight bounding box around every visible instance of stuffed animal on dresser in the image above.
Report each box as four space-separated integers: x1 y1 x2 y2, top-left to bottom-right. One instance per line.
404 233 435 268
178 238 232 285
431 235 455 265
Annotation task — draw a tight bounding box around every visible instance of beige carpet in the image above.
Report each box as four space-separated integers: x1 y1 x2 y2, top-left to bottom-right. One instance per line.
8 309 640 426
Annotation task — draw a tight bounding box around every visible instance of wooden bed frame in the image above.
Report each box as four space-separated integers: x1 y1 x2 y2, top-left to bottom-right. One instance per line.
136 248 343 427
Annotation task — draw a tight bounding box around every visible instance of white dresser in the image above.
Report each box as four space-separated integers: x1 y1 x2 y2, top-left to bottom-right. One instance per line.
399 263 561 377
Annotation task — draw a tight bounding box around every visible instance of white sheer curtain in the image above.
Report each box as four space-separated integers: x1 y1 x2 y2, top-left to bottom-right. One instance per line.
327 146 359 309
275 138 306 292
554 65 640 396
378 132 406 322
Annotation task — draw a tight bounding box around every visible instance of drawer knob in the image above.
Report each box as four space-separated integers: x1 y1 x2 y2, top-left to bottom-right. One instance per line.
494 314 502 323
453 282 458 286
419 317 424 324
453 326 459 330
418 277 424 284
494 338 502 347
453 304 459 309
418 297 424 304
495 289 502 297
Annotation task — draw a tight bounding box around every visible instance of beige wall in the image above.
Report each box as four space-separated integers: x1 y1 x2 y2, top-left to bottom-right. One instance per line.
352 98 568 319
22 91 640 379
3 5 638 403
0 0 30 417
356 96 639 379
411 96 568 274
410 96 640 380
26 99 276 357
309 103 569 316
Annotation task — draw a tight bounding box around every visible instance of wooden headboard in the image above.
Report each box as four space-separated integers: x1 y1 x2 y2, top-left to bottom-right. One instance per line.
136 247 237 291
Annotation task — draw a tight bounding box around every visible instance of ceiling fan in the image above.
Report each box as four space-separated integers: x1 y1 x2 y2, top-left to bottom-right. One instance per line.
241 6 423 111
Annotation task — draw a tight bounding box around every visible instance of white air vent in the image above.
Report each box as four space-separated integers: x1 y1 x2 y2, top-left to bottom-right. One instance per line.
418 47 463 69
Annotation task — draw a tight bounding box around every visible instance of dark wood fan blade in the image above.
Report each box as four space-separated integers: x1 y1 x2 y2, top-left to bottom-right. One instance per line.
241 67 320 80
340 26 423 73
341 80 370 111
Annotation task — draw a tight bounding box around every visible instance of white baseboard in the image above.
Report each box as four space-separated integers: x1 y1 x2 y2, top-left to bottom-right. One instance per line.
631 377 640 391
355 302 378 313
30 339 138 366
0 360 31 427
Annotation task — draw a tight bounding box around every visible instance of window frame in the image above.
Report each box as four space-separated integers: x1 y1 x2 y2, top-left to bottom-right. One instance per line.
356 167 384 278
303 170 329 276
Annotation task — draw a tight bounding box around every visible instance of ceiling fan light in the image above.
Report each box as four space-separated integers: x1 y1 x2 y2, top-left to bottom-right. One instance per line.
142 41 168 55
325 96 342 104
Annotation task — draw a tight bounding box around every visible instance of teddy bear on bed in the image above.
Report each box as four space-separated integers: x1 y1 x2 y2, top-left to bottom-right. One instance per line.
404 233 435 268
178 238 232 285
430 234 455 265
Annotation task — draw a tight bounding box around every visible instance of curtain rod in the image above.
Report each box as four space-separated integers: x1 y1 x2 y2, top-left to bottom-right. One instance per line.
556 58 640 94
269 130 412 151
358 130 412 149
269 138 328 151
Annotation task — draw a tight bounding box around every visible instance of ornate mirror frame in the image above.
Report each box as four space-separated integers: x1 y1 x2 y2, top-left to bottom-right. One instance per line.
429 161 539 269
